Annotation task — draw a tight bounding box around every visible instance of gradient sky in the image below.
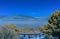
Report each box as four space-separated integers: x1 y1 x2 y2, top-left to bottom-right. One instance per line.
0 0 60 18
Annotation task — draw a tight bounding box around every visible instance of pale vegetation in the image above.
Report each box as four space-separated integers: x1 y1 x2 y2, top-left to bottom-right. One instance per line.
0 24 19 39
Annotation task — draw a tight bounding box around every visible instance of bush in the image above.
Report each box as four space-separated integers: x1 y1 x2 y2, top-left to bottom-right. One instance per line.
0 24 19 39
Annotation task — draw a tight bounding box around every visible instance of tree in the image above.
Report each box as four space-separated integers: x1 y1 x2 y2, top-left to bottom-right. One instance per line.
39 24 53 37
0 28 4 39
0 24 20 39
39 11 60 39
48 11 60 39
48 11 60 27
2 24 20 33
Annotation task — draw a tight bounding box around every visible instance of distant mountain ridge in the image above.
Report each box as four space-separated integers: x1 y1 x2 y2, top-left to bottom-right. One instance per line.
0 15 36 21
0 15 48 28
0 15 48 21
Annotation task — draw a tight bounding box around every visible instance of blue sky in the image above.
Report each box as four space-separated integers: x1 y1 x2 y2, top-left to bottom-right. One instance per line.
0 0 60 18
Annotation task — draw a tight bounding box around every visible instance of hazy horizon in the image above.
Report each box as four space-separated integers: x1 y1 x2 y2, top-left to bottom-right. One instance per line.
0 15 48 28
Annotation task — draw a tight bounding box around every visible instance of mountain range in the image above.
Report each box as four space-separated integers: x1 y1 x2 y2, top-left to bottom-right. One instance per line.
0 15 48 28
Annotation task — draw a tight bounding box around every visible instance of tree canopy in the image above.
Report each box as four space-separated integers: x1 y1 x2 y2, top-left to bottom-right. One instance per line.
0 24 20 39
39 11 60 39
